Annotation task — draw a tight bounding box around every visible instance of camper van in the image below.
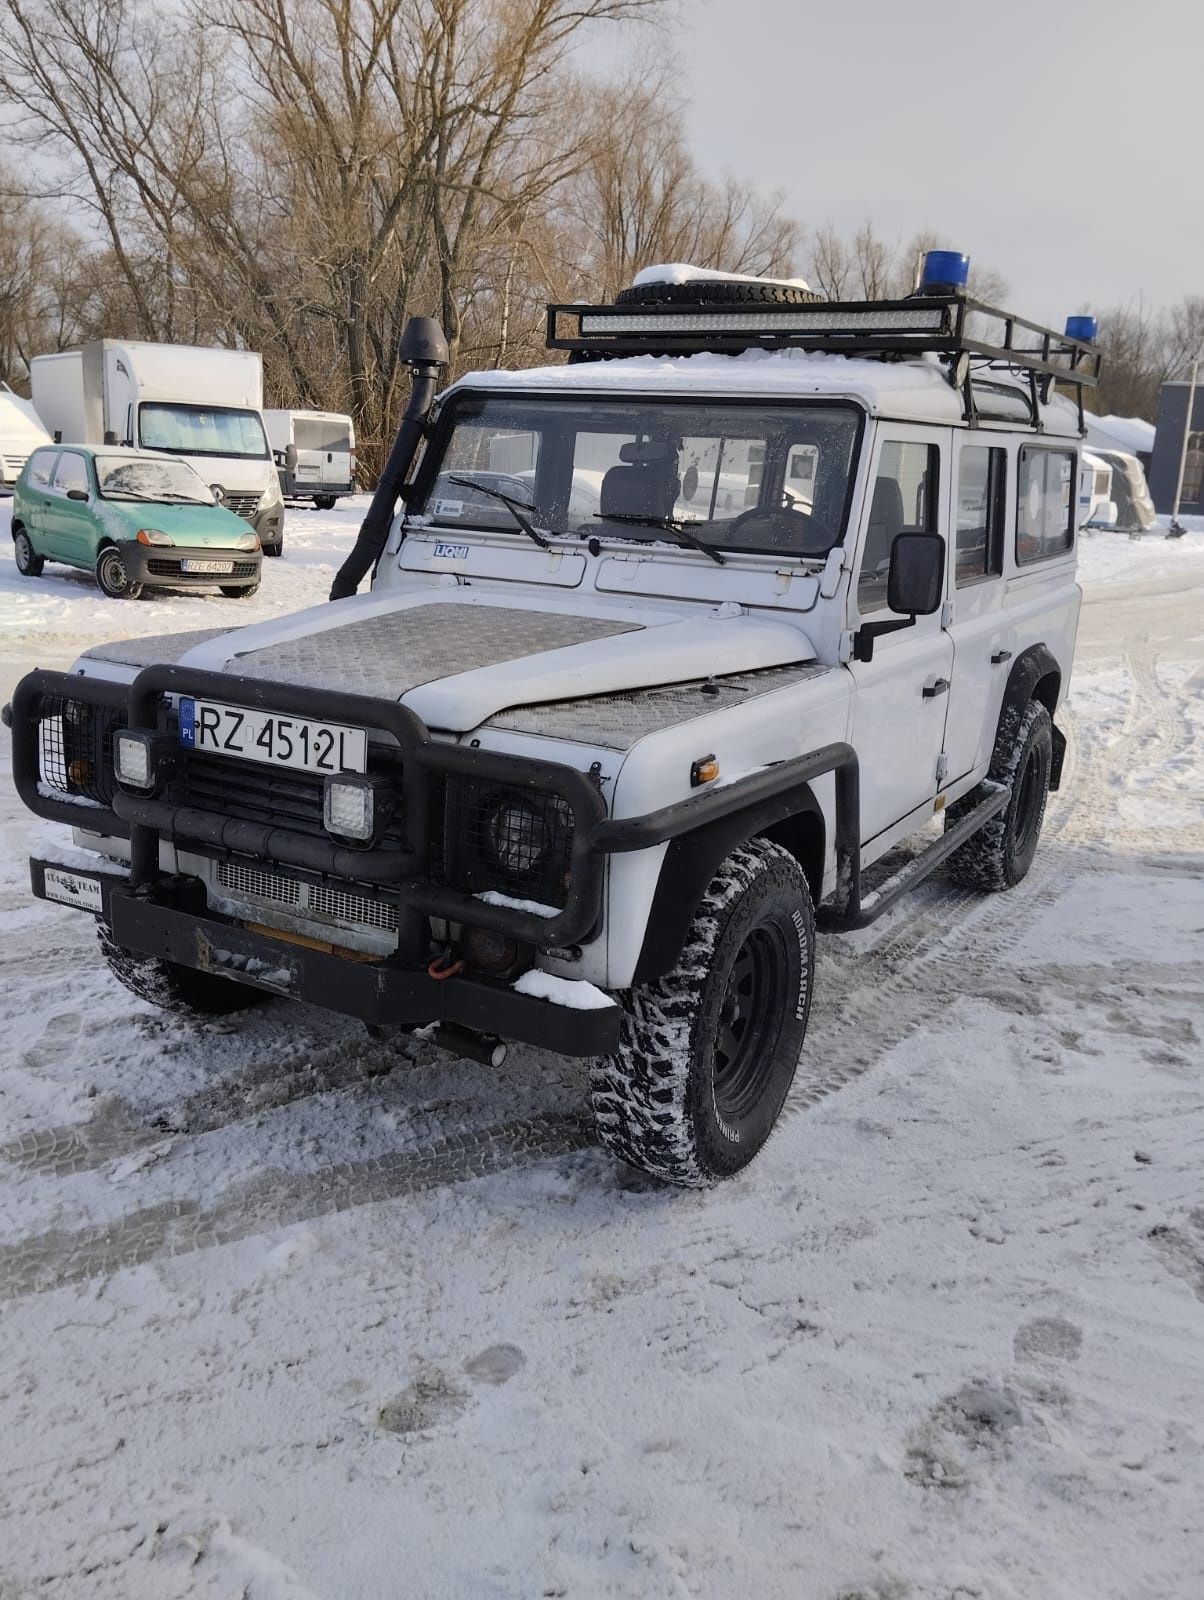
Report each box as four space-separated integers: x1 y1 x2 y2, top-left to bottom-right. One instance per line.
0 384 51 493
29 341 285 555
263 409 355 508
1078 449 1116 529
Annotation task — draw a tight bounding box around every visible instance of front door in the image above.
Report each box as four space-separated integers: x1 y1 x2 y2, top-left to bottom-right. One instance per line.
43 451 95 567
848 428 953 847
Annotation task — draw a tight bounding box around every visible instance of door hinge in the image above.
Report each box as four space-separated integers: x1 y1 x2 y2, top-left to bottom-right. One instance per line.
935 752 949 784
941 599 954 628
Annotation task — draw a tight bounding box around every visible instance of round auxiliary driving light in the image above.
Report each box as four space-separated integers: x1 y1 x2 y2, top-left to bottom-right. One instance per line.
487 799 549 876
920 250 970 295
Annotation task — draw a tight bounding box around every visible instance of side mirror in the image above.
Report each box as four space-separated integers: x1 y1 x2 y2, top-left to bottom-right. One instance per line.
66 487 89 502
887 532 944 616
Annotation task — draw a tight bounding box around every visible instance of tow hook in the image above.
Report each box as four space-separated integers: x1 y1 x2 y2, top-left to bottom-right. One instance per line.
428 1022 508 1069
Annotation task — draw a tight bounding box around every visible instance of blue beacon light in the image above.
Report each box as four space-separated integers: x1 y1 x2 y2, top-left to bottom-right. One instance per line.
1065 315 1098 343
920 250 970 294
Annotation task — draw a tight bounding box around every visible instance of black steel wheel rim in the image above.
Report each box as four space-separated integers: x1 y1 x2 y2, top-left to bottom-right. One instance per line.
1013 746 1043 856
713 922 790 1125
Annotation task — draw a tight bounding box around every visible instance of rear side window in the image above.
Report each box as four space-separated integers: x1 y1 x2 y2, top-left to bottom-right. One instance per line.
858 440 939 613
51 452 89 494
26 450 57 488
956 446 1006 584
295 418 351 453
1017 447 1074 564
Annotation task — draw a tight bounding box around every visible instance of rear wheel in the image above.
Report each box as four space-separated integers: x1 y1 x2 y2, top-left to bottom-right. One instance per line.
314 495 336 510
13 527 44 577
946 700 1053 891
590 838 814 1186
96 545 142 600
98 926 268 1016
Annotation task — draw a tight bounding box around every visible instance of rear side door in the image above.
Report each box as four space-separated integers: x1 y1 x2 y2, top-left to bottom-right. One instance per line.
942 439 1013 785
44 451 96 567
847 427 954 847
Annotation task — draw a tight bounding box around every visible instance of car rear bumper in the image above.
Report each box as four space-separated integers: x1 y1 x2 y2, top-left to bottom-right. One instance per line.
28 857 621 1054
117 541 262 588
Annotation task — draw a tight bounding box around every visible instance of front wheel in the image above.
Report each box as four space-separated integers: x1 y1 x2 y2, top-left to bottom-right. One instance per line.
13 527 44 577
221 581 260 598
98 926 268 1016
590 838 814 1186
262 540 283 558
946 700 1053 891
96 546 142 600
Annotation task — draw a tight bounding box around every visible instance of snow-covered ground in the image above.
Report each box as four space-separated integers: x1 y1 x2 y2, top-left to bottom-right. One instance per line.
0 500 1202 1599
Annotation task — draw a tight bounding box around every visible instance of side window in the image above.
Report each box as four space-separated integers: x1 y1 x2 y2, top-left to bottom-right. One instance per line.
1017 448 1074 564
956 445 1006 585
51 452 88 496
26 450 57 488
858 441 939 613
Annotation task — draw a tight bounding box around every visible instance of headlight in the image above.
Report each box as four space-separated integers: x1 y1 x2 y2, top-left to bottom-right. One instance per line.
236 532 260 551
486 798 549 875
114 730 180 794
135 528 173 545
323 773 392 845
259 476 282 510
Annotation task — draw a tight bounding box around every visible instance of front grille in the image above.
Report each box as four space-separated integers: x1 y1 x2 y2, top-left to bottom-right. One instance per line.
175 751 331 836
216 860 398 933
220 492 260 520
146 558 257 579
433 776 574 910
37 697 125 807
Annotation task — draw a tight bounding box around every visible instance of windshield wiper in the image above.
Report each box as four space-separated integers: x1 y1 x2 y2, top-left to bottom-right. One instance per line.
446 475 551 550
592 512 726 566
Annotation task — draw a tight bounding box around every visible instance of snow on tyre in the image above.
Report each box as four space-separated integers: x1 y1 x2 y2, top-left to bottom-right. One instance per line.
590 837 814 1187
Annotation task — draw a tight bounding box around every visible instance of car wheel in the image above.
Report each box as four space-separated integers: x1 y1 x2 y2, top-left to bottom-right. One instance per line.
263 541 283 557
590 837 813 1186
946 700 1053 891
13 527 44 577
221 581 260 597
314 495 336 510
98 926 269 1015
95 545 143 600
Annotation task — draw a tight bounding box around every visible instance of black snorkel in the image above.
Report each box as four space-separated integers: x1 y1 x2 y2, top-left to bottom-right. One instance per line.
329 315 449 600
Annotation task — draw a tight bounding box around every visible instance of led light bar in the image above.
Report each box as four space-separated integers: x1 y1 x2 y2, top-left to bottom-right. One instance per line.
578 307 947 337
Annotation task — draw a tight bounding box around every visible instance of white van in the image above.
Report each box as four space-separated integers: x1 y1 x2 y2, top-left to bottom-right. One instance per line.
0 384 52 493
1078 449 1116 529
30 341 285 555
263 409 355 508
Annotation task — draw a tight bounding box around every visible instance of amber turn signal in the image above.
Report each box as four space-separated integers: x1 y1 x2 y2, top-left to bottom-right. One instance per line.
690 754 719 787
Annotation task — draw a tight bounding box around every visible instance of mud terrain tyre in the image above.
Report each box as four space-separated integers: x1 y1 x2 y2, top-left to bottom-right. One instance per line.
614 279 823 307
98 926 267 1015
590 838 814 1186
946 700 1053 892
13 527 44 576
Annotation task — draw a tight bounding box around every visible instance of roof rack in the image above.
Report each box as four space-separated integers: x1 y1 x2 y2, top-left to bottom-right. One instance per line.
545 293 1101 431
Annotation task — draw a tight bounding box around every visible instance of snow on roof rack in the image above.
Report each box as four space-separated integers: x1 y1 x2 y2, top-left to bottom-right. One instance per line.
545 291 1101 431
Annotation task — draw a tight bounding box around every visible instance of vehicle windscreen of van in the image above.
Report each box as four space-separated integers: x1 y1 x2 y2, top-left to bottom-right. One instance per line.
414 395 861 559
139 403 269 460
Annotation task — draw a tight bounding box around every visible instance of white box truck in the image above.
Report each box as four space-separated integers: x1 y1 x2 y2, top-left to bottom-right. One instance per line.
0 383 52 492
263 408 356 508
29 341 285 554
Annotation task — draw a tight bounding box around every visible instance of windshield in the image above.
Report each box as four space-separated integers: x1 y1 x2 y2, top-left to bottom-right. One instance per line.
96 454 216 504
412 394 861 558
139 403 269 460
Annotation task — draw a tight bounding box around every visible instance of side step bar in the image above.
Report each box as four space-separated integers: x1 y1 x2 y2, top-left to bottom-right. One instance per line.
820 781 1010 932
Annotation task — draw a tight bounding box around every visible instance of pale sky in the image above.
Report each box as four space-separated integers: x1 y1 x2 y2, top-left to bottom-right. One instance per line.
665 0 1201 325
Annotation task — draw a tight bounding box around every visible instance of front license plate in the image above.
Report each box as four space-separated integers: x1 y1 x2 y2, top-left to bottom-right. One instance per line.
43 867 104 913
180 559 235 574
178 698 367 774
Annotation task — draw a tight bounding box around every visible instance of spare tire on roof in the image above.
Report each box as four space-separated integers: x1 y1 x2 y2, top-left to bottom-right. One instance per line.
614 278 824 307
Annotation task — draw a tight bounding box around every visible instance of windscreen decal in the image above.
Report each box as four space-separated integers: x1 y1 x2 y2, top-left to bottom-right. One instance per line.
433 498 463 518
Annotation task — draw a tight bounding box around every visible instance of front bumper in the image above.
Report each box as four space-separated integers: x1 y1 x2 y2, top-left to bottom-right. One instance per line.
118 541 262 589
250 503 284 547
28 859 620 1054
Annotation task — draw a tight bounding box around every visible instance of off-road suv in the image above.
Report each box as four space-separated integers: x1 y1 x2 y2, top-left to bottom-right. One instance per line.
6 255 1101 1186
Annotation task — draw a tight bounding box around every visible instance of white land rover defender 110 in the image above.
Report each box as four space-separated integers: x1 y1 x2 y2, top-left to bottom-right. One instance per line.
6 252 1101 1186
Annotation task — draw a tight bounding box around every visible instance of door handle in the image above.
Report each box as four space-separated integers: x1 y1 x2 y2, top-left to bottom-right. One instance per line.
991 649 1013 665
923 678 949 698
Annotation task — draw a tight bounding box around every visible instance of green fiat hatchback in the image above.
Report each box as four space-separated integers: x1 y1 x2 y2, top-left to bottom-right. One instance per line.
10 446 263 599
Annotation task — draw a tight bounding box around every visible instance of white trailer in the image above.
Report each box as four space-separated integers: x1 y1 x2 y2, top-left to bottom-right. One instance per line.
29 340 285 553
1077 449 1115 529
0 384 52 492
263 408 355 508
